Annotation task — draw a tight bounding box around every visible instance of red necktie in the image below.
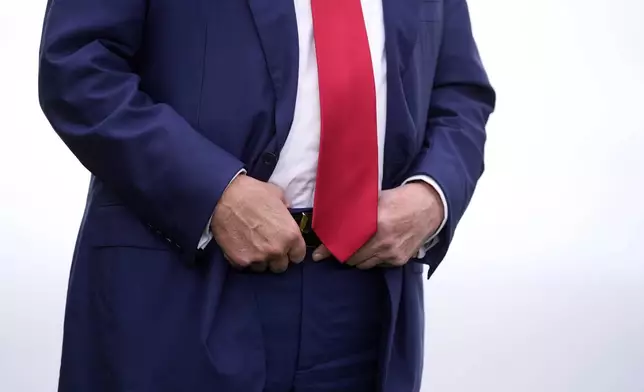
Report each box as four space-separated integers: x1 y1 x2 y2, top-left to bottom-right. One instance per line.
310 0 379 262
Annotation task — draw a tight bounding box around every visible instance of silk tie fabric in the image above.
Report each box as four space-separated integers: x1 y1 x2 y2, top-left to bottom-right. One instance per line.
311 0 379 262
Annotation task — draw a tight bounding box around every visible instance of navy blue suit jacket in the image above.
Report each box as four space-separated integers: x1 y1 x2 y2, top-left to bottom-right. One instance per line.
39 0 495 390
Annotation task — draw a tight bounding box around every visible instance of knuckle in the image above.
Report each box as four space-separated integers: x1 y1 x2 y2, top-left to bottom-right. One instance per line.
231 255 253 267
286 229 300 243
260 244 282 258
381 240 395 253
392 253 407 266
267 248 283 258
269 260 288 273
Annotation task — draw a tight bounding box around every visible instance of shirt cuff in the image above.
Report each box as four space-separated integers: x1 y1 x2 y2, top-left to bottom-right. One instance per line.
402 175 449 258
197 168 247 250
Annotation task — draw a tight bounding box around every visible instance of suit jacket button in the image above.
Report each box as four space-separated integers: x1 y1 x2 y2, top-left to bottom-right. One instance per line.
262 152 277 166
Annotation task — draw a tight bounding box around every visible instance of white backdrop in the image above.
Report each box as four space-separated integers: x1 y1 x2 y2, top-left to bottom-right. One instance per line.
1 0 643 391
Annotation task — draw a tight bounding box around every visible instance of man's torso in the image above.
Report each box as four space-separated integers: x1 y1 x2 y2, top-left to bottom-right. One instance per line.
61 1 444 391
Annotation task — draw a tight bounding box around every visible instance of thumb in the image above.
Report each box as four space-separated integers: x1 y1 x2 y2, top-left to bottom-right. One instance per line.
312 244 332 262
287 234 307 264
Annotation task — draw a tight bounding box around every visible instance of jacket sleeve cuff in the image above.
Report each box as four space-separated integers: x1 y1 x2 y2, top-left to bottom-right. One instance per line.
402 175 449 258
197 169 247 250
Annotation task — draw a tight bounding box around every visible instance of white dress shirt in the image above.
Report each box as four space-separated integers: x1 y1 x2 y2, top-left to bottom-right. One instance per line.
200 0 448 257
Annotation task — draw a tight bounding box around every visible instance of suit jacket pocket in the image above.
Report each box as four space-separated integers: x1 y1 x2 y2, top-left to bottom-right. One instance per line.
86 204 206 387
89 204 178 251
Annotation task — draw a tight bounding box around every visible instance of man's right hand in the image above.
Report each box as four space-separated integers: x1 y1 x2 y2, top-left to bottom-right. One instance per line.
210 174 306 273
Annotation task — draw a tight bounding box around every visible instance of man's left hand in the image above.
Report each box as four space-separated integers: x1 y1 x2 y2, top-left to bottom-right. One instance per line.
312 182 445 268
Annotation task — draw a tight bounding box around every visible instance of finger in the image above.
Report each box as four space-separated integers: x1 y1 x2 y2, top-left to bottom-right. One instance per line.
268 256 289 274
346 240 378 266
356 257 383 270
345 232 381 266
228 260 244 271
224 253 243 270
288 234 307 264
249 261 268 273
312 244 332 262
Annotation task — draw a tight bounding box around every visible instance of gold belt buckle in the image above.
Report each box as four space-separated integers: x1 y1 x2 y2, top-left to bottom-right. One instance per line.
299 212 309 233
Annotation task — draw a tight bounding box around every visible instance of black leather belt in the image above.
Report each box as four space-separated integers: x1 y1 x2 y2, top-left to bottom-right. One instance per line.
291 211 321 248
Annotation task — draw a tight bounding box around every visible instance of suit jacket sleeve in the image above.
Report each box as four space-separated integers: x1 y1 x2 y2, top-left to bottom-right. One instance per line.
38 0 245 260
406 0 496 277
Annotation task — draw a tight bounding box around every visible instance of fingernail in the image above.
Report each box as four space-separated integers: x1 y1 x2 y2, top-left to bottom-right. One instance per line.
312 253 321 261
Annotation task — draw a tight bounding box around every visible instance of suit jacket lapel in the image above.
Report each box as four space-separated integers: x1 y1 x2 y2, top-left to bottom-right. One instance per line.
381 0 424 188
382 0 422 76
247 0 299 160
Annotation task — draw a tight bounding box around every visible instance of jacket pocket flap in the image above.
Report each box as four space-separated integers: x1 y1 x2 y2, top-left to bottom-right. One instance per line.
89 204 176 251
